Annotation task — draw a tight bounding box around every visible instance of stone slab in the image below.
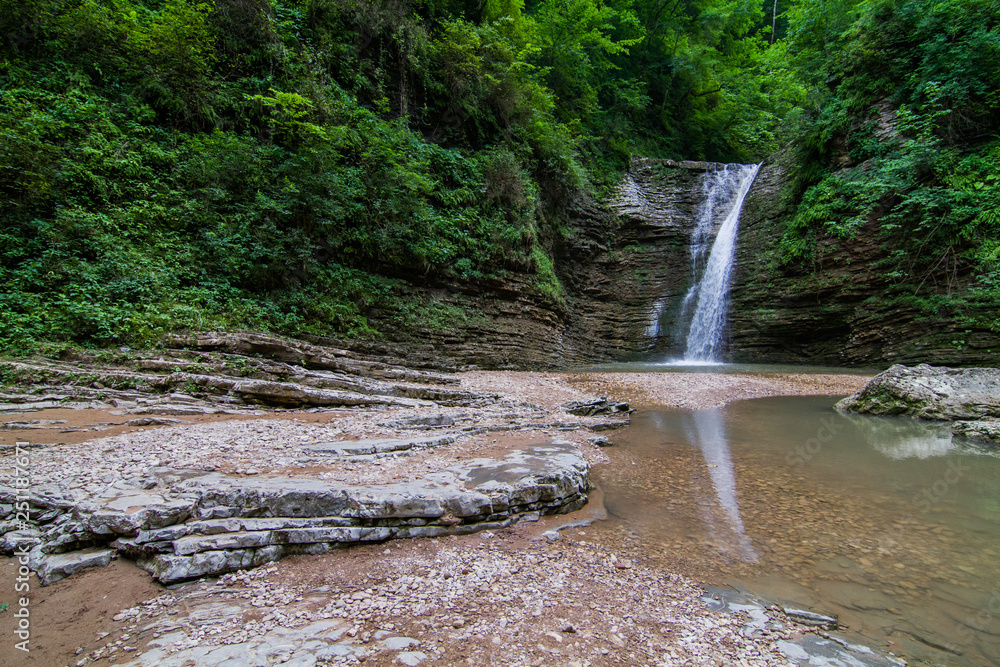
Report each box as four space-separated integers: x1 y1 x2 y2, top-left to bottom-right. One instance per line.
16 439 590 584
36 547 115 585
304 434 457 457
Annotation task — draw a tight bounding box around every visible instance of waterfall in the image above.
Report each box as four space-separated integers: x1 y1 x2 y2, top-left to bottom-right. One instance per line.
645 298 666 338
674 166 739 345
680 164 760 363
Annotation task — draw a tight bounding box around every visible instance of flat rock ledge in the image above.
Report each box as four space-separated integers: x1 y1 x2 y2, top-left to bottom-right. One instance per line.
952 419 1000 444
837 364 1000 445
0 331 490 417
1 440 589 585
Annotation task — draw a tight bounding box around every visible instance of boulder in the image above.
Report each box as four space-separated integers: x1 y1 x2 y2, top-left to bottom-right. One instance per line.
562 397 631 417
836 364 1000 420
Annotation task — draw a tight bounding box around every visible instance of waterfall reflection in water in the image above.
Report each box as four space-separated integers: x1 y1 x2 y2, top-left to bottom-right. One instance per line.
684 409 759 563
592 396 1000 667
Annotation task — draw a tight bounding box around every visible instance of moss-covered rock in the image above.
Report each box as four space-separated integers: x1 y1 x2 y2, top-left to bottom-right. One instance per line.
836 364 1000 420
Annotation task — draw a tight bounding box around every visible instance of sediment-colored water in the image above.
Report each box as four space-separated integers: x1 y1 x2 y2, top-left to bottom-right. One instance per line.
592 395 1000 666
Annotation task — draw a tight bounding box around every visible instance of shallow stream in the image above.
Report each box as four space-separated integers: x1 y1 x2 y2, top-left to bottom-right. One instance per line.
591 394 1000 666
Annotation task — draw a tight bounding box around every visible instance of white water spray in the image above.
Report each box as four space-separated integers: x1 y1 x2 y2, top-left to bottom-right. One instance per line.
680 164 760 363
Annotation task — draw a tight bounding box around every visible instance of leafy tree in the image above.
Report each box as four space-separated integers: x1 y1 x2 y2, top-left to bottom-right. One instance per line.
5 0 992 353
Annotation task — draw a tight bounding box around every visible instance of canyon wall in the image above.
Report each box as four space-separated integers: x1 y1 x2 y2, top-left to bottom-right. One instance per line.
729 151 1000 367
324 159 717 369
323 155 1000 370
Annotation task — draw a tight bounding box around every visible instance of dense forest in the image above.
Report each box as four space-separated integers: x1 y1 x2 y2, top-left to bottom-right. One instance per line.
1 0 998 355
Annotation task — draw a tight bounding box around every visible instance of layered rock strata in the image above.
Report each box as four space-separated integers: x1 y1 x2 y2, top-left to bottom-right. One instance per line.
344 152 1000 368
0 332 487 416
324 153 1000 368
2 439 590 585
729 151 1000 366
554 159 735 360
314 159 735 367
0 338 621 584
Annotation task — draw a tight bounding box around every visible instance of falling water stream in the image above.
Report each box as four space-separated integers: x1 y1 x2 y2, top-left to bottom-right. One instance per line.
680 163 759 363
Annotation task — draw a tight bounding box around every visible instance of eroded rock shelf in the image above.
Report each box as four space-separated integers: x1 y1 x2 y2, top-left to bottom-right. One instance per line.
0 333 614 585
7 439 587 585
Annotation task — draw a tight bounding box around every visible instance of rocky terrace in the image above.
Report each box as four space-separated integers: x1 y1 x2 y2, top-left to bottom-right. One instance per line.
0 333 627 587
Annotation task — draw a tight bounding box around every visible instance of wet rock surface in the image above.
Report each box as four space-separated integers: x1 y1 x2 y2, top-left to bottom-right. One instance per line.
561 158 730 361
3 429 591 584
952 419 1000 444
703 586 904 667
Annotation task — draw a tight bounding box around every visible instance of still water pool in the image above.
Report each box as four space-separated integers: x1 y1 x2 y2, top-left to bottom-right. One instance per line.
591 396 1000 666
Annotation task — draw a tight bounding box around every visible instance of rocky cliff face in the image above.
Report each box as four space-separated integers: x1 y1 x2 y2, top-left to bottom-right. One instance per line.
333 154 1000 370
556 159 737 361
338 159 725 369
729 151 1000 367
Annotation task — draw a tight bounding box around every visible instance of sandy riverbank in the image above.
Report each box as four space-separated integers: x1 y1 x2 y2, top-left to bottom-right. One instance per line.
1 369 872 667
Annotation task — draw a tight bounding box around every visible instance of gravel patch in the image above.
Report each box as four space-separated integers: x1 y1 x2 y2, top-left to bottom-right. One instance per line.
12 398 617 494
562 372 870 410
104 531 796 667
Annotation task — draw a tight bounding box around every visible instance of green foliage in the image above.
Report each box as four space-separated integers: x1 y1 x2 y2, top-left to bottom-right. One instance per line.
608 0 793 162
393 297 478 332
530 244 566 307
779 0 1000 332
532 0 644 123
10 0 991 355
0 0 728 354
